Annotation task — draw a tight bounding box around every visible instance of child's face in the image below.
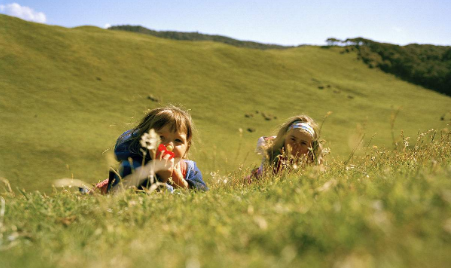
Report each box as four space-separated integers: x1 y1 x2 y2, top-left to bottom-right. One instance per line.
157 125 189 160
284 129 313 158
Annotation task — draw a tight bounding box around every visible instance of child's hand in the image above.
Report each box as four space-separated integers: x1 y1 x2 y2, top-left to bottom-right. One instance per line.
155 147 175 181
155 147 188 188
169 162 188 188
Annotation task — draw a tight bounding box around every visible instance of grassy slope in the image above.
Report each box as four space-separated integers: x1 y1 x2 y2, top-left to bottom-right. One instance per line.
1 131 450 268
0 15 450 191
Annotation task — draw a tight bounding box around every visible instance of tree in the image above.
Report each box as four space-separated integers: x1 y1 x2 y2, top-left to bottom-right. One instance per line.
326 37 341 46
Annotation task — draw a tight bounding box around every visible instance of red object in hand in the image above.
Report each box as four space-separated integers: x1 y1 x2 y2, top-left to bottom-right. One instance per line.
156 144 175 159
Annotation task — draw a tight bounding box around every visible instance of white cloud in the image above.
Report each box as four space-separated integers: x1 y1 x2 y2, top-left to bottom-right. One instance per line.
104 23 111 29
392 27 403 33
0 3 46 23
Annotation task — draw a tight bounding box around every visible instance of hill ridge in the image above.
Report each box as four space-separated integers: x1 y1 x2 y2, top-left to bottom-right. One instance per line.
108 25 293 50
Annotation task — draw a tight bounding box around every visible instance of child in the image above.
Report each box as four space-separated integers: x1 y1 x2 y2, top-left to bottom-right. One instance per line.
104 106 208 193
249 115 323 180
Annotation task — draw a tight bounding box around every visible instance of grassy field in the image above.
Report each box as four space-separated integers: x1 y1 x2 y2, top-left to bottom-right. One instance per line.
0 14 450 193
1 14 451 268
1 129 450 268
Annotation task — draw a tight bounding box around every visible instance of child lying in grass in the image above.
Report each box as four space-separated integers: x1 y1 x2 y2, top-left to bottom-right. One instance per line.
247 115 323 181
94 106 208 193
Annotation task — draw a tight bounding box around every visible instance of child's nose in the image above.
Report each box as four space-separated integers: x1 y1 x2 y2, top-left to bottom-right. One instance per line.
165 141 174 147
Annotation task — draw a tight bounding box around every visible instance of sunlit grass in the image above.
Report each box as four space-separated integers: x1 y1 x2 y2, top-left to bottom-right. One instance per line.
1 129 450 268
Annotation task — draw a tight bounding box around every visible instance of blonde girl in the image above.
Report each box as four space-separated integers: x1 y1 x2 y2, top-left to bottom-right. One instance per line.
250 115 323 179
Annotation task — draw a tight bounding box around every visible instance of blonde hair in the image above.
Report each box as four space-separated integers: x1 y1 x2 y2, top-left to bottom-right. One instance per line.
265 115 323 165
125 106 194 157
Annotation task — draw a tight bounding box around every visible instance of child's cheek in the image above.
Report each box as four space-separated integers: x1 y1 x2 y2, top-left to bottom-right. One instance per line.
173 147 185 159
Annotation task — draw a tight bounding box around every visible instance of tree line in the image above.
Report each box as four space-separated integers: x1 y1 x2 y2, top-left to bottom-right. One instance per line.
327 37 451 96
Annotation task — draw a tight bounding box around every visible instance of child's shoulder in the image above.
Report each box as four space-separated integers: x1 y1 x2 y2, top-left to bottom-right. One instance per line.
182 159 198 170
117 129 136 142
181 159 202 177
256 136 276 154
114 129 138 160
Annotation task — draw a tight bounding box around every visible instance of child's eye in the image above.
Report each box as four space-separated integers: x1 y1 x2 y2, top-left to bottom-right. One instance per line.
175 139 183 144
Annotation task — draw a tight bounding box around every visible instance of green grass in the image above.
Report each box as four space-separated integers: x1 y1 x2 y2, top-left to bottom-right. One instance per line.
1 14 451 268
0 14 450 193
1 129 450 267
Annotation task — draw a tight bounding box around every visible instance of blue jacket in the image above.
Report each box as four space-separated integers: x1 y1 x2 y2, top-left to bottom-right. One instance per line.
111 130 208 191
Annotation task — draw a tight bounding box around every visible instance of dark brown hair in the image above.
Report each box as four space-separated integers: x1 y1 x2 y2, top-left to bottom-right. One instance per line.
125 106 194 157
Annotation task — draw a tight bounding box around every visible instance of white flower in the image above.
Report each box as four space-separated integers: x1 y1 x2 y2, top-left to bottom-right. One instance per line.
140 129 158 150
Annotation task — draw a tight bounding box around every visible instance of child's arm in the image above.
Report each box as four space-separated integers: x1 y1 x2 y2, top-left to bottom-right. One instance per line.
184 161 208 191
155 154 189 189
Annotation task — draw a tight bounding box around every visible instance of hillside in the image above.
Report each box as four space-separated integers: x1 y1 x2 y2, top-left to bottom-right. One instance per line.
0 14 450 191
110 27 451 96
109 25 291 50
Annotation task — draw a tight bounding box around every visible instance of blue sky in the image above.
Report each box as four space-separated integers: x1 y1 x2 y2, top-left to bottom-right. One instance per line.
1 0 450 46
